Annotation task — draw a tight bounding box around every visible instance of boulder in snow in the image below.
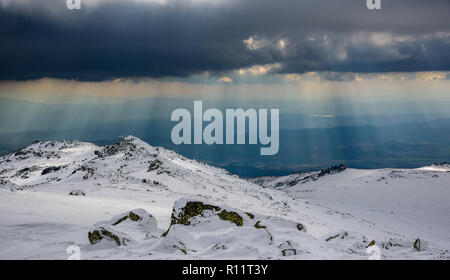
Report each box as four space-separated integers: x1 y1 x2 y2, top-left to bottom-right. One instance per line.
69 189 86 196
88 209 158 246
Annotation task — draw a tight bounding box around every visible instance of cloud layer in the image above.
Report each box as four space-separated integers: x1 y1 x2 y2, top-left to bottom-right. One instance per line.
1 0 449 81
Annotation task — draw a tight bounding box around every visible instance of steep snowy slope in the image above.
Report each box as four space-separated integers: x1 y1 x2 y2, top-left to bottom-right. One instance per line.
252 165 450 258
0 137 449 259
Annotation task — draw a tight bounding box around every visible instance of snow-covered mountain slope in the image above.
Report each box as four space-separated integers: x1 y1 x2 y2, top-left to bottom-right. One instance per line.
0 136 449 259
251 165 450 257
417 162 450 172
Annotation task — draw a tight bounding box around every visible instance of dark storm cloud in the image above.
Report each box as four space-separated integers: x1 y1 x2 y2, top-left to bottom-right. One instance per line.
0 0 449 81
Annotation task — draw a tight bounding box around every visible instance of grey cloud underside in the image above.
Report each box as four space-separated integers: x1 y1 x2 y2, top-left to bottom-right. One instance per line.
0 0 449 81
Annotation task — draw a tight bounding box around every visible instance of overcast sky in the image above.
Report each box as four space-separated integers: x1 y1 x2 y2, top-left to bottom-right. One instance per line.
0 0 449 81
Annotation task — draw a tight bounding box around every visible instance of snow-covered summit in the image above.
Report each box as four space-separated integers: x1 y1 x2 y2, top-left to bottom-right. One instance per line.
0 136 449 259
417 162 450 172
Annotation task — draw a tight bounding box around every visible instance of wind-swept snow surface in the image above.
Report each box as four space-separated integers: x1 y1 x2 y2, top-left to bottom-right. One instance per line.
0 136 449 259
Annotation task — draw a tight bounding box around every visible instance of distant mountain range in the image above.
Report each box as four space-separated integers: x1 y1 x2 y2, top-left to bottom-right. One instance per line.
1 97 450 176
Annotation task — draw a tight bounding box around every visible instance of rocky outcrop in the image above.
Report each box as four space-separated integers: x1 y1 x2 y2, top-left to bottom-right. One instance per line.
155 198 309 257
41 166 64 175
88 209 158 246
88 227 125 246
414 239 421 251
69 189 86 196
0 179 21 191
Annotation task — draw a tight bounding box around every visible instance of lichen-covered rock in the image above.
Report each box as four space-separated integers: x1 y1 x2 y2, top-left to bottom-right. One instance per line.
164 199 247 236
88 208 158 246
109 208 158 232
167 200 244 228
170 201 222 226
278 241 298 256
245 212 255 219
13 166 41 179
254 221 266 229
253 221 273 242
97 137 139 157
73 165 95 180
160 199 306 250
366 240 376 248
148 160 163 172
318 164 346 177
325 231 348 242
217 209 243 226
88 227 126 246
99 198 315 258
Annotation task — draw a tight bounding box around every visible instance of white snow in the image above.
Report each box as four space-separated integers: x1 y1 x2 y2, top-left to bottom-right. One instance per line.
0 136 448 259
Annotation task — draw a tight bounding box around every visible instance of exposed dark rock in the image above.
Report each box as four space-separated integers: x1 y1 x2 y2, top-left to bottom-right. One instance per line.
88 227 124 246
14 150 28 157
13 166 41 179
253 221 273 242
262 164 348 188
413 239 421 251
75 165 95 180
254 221 266 229
0 179 21 191
96 138 139 158
217 210 243 227
212 243 227 250
69 189 85 196
172 201 221 226
278 241 296 256
41 166 63 175
129 211 141 222
88 209 157 246
366 240 376 248
156 169 171 175
111 211 142 225
148 160 163 172
326 232 348 242
162 201 245 237
326 234 340 242
296 223 306 232
281 249 296 256
245 212 255 220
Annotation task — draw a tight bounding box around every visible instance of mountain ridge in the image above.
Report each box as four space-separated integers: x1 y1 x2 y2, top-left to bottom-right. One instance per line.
0 136 449 259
